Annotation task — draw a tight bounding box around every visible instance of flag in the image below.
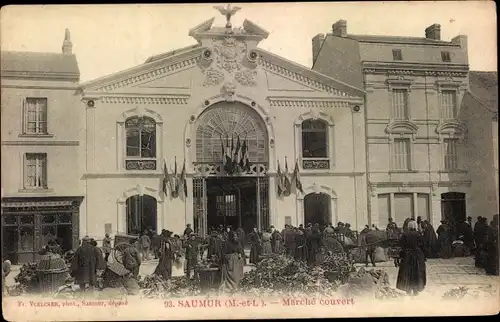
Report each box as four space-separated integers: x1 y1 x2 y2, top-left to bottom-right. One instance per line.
224 135 232 174
180 159 188 198
277 161 284 196
162 161 169 196
239 136 247 169
233 135 241 171
172 157 179 197
292 161 304 193
244 137 250 171
284 158 292 195
220 134 225 163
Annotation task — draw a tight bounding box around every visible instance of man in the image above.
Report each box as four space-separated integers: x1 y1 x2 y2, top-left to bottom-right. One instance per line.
151 231 161 260
154 230 173 280
139 231 151 261
298 224 305 232
123 238 142 279
71 236 102 291
183 224 193 237
102 233 112 262
271 226 282 254
386 218 398 234
184 233 199 279
467 216 473 229
363 227 379 267
416 216 423 233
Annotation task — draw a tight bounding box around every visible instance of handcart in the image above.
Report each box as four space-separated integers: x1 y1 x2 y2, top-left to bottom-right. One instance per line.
113 233 139 264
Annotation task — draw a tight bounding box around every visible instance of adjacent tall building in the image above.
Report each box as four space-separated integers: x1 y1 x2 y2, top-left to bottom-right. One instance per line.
313 20 498 229
1 30 84 263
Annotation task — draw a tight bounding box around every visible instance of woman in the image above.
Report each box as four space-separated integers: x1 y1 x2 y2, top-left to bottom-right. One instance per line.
102 233 112 262
220 232 245 291
437 220 453 259
421 220 439 259
260 229 273 255
294 228 307 261
306 225 322 265
154 231 173 280
249 228 261 265
396 220 427 296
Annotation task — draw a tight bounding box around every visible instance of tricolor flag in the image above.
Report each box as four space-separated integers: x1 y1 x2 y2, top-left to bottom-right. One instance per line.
277 161 285 196
233 135 241 172
180 159 188 198
162 160 169 196
284 158 292 196
292 160 304 193
172 157 179 198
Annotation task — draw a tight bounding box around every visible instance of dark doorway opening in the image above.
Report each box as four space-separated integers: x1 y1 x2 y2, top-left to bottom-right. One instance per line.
126 194 157 236
441 192 466 238
304 193 331 228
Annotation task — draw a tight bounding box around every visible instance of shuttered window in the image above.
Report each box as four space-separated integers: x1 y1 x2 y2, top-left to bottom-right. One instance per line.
392 138 411 171
444 138 459 170
441 90 457 119
392 89 409 119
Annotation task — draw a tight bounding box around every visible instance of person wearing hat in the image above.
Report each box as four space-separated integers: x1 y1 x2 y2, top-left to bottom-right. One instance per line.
123 238 142 279
183 224 193 238
102 233 112 262
183 233 199 279
71 236 102 291
154 230 173 280
436 220 453 259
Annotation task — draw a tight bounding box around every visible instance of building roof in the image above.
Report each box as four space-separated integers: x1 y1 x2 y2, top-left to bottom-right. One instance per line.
342 34 459 46
469 71 498 112
1 51 80 79
144 44 201 64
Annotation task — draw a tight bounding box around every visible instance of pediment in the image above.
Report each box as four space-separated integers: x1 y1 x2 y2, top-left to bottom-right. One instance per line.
265 71 316 92
435 120 467 135
385 120 418 134
134 68 192 90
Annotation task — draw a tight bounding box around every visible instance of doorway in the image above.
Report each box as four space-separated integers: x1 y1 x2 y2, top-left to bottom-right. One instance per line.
126 194 157 235
193 177 269 237
304 193 331 228
441 192 466 238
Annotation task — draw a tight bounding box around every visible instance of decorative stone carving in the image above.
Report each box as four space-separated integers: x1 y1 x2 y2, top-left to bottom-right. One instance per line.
235 69 257 86
193 162 267 177
214 37 247 73
202 68 224 86
370 184 377 197
267 98 349 109
269 138 275 148
101 96 189 105
302 159 330 170
185 138 192 147
222 82 237 101
125 160 157 170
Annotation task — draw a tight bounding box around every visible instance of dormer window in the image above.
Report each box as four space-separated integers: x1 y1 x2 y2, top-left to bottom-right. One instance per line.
441 51 451 62
392 49 403 61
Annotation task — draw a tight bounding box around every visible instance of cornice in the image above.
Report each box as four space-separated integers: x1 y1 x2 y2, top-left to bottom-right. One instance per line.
83 51 201 93
1 140 79 146
97 95 190 105
1 72 80 82
362 62 468 77
267 97 351 108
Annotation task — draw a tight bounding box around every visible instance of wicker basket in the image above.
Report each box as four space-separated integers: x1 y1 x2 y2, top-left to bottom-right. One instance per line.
37 254 68 294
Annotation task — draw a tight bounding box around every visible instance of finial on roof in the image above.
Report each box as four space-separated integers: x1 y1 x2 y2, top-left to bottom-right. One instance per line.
62 28 73 55
214 4 241 31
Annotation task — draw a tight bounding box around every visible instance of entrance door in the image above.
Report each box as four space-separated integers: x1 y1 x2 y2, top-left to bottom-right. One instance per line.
304 193 331 227
441 192 466 237
194 177 269 237
126 194 157 235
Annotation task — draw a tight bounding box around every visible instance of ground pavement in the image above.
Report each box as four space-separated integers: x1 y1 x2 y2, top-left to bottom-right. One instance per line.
5 254 498 296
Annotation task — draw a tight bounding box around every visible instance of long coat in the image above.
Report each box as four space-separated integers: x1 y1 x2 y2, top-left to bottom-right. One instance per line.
306 229 322 265
249 232 261 264
154 238 173 280
437 224 453 259
71 242 101 285
396 231 427 293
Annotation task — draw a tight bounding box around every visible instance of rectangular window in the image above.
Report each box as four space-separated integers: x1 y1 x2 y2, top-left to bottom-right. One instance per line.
417 193 430 222
393 193 414 223
441 51 451 62
392 49 403 61
441 90 457 119
24 153 47 189
24 98 48 134
392 89 409 119
392 138 411 171
378 194 391 227
216 194 237 217
444 138 459 170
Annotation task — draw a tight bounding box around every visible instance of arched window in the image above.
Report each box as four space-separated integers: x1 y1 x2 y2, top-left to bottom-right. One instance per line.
125 116 156 158
304 192 331 227
302 119 328 158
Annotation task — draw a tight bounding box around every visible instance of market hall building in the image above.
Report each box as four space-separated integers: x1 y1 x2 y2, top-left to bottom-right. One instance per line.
77 16 366 240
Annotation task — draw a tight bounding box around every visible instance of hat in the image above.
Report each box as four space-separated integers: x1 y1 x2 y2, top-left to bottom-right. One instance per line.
166 230 173 236
82 236 91 241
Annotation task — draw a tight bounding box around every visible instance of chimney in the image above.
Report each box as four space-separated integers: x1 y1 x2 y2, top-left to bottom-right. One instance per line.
425 24 441 40
332 20 347 37
312 33 325 65
62 28 73 54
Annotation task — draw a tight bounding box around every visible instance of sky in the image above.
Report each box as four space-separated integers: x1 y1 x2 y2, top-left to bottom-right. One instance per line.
1 2 497 83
